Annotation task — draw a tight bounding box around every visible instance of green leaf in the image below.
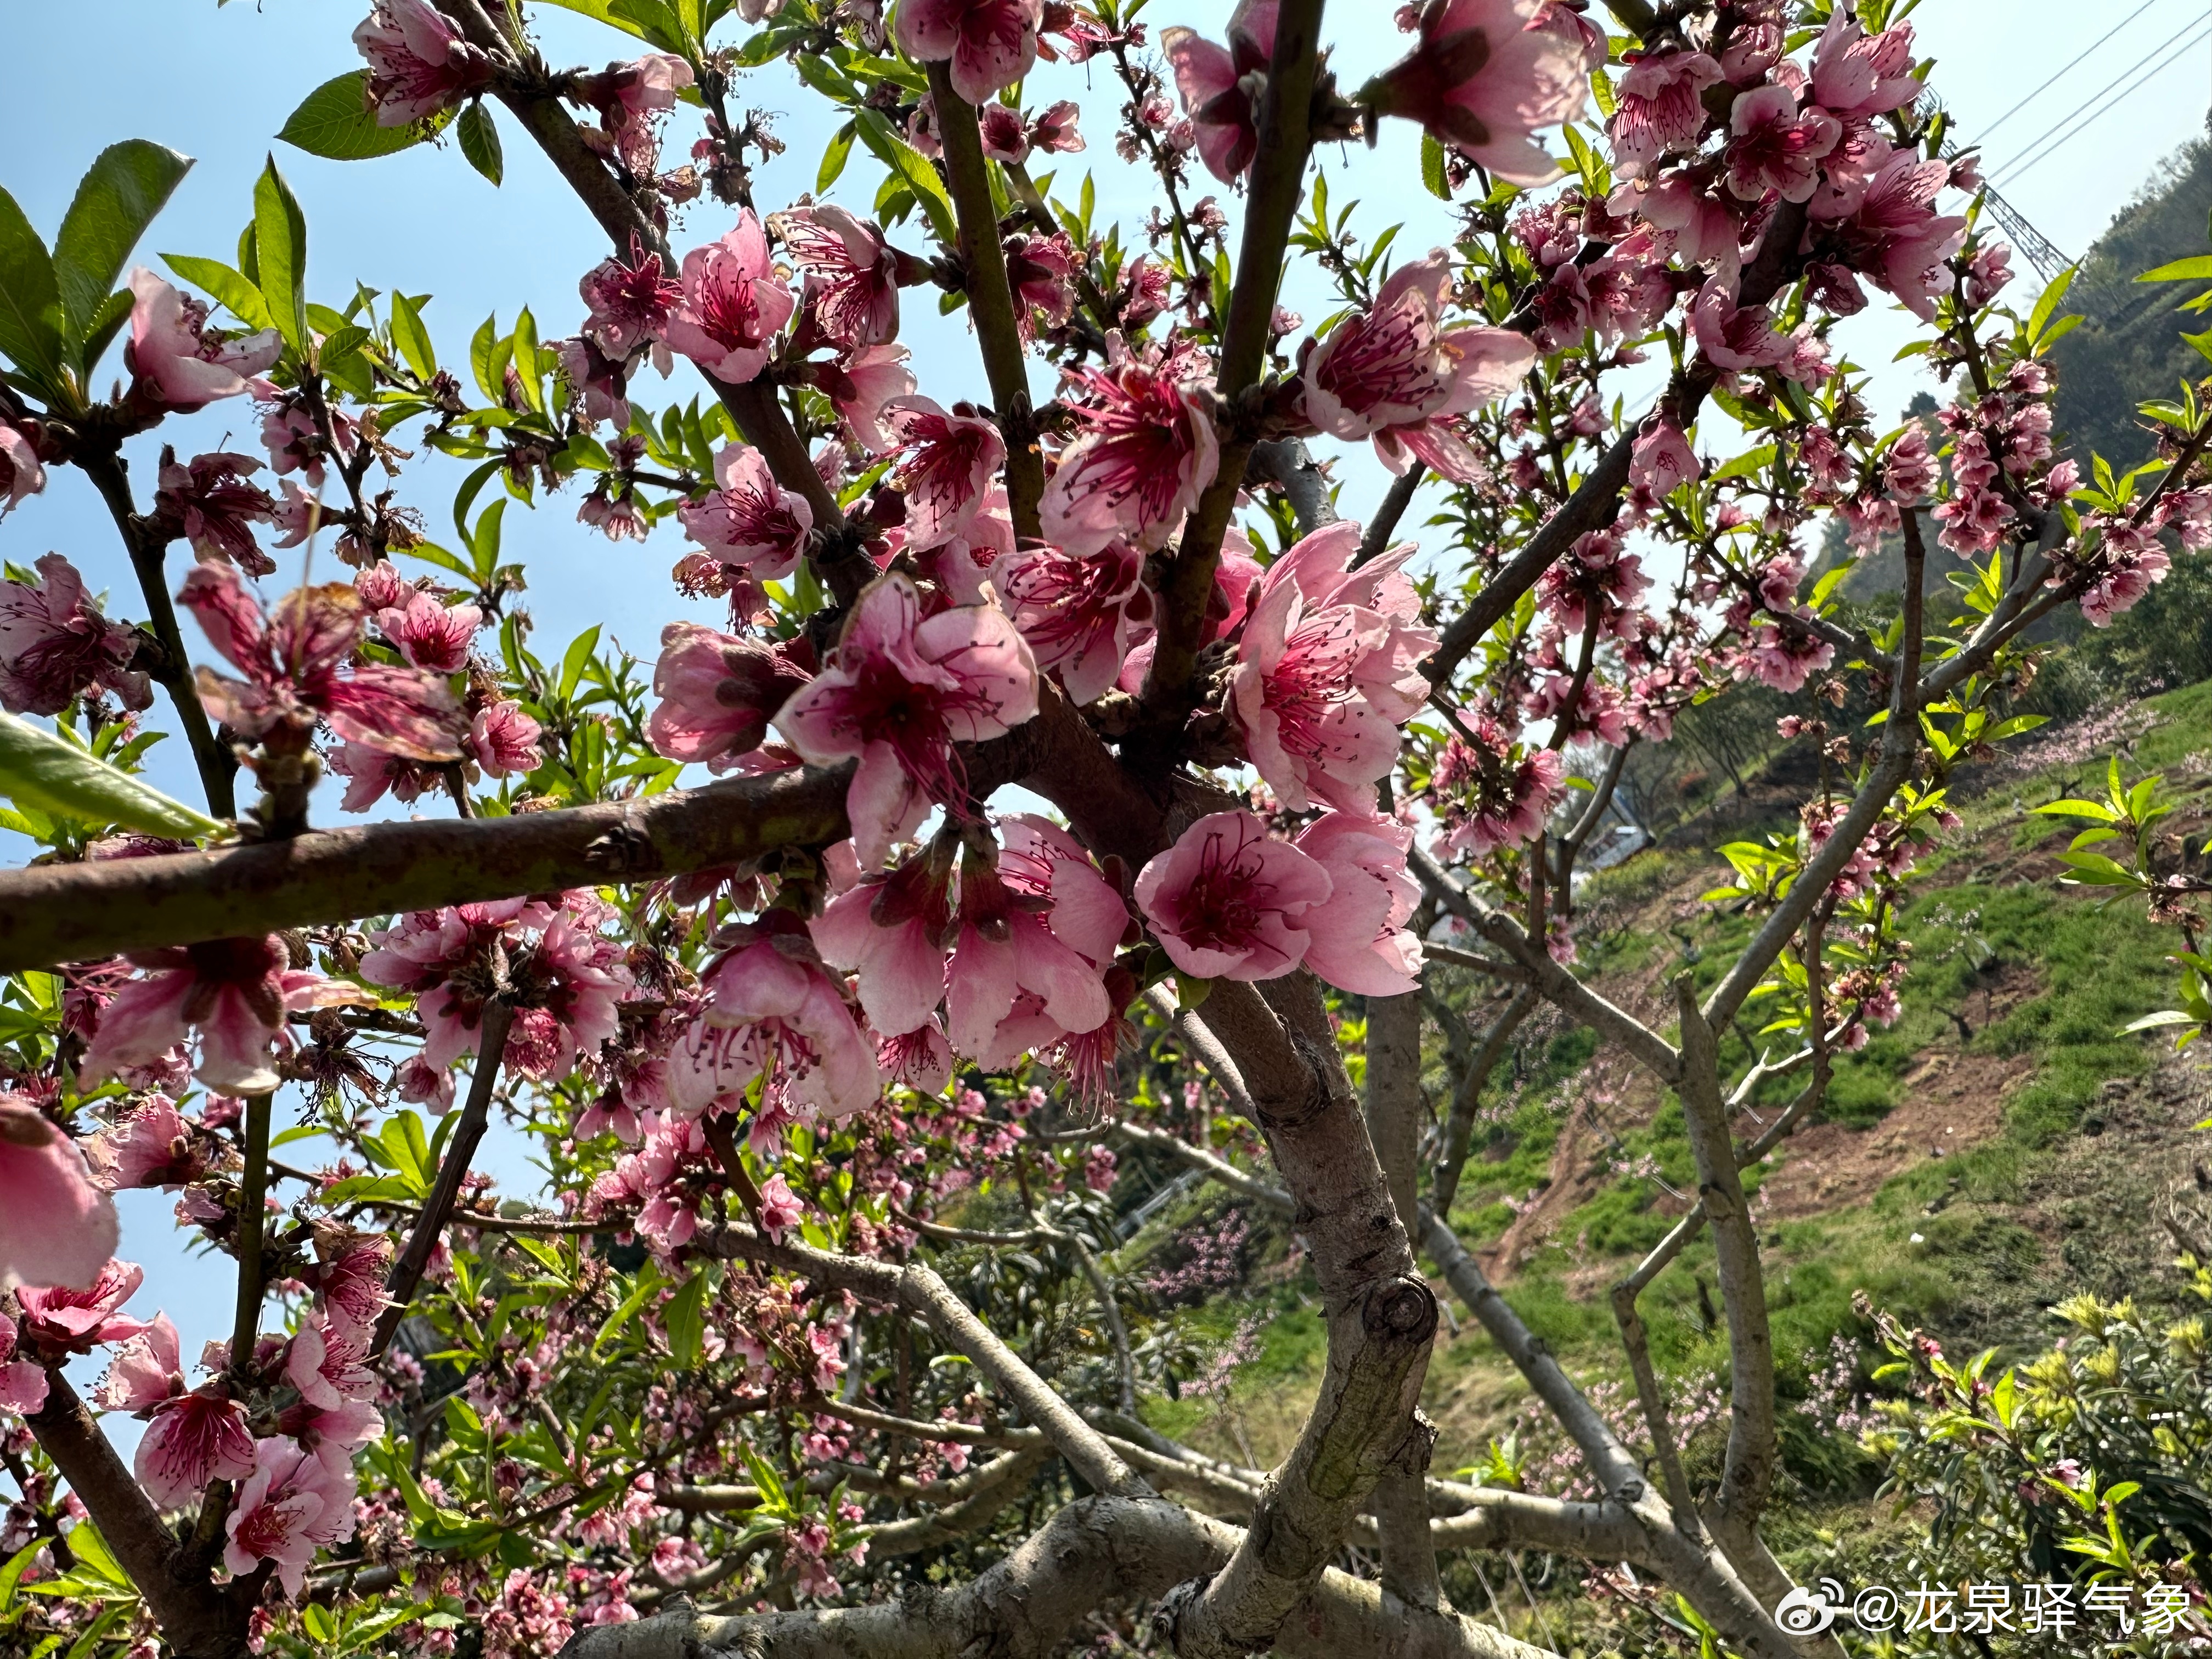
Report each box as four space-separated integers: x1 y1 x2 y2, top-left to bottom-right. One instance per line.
2025 264 2077 347
456 101 505 185
77 287 133 376
0 1536 47 1614
53 141 194 351
1420 132 1450 201
529 0 656 38
389 290 437 380
279 71 453 161
664 1267 708 1368
0 185 65 391
2125 1010 2203 1032
853 109 956 245
2135 254 2212 283
160 252 273 330
819 121 857 193
252 155 309 354
0 713 221 837
1708 443 1777 484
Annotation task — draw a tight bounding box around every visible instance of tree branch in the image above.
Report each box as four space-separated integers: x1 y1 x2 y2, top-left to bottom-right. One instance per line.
1430 986 1538 1216
228 1092 272 1375
1357 467 1424 569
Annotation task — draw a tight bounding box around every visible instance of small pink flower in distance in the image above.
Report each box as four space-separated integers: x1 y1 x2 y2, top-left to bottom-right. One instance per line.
1160 1 1280 183
829 343 918 452
1134 810 1334 983
978 100 1031 163
1294 813 1422 997
1609 49 1721 179
894 0 1043 105
810 842 955 1038
354 0 493 124
1302 253 1536 483
94 1311 184 1412
758 1172 805 1240
883 397 1006 551
674 912 882 1120
775 574 1040 867
0 421 46 518
1362 0 1590 183
1743 624 1833 692
0 1098 120 1292
0 553 153 718
772 205 902 349
578 235 682 361
997 539 1155 705
1629 422 1699 498
679 444 815 579
665 211 795 385
225 1436 356 1596
85 1096 198 1192
80 935 368 1096
0 1319 48 1415
1723 84 1839 204
647 622 814 772
1084 1143 1118 1192
153 453 276 574
375 589 481 674
15 1259 146 1351
469 699 543 778
1042 334 1219 554
1809 9 1920 120
1435 719 1565 856
177 563 466 761
126 270 281 411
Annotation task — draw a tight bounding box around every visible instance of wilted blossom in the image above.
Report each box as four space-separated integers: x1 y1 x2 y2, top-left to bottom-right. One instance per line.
1041 334 1219 554
78 935 369 1096
883 397 1007 551
665 212 796 385
1301 253 1536 482
375 588 481 673
1608 50 1720 178
361 893 633 1081
0 552 153 717
0 421 44 517
772 206 902 349
1159 1 1279 184
225 1435 357 1596
1229 521 1436 815
1135 810 1334 982
997 539 1155 705
126 270 281 412
1434 719 1567 856
893 0 1043 106
1361 0 1591 184
353 0 493 125
85 1096 200 1192
178 563 466 760
646 622 813 772
153 453 277 574
679 444 816 580
673 912 882 1121
775 574 1039 866
0 1096 121 1291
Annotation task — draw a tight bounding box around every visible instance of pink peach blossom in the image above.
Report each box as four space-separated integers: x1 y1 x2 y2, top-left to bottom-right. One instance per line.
997 539 1155 705
0 552 153 717
579 236 682 361
15 1258 145 1350
0 1099 121 1291
1723 84 1839 203
375 588 481 673
758 1172 806 1240
0 1319 48 1416
943 851 1110 1064
126 270 281 411
1133 810 1333 982
469 699 544 777
647 622 814 773
1159 2 1280 184
93 1310 184 1412
178 562 466 761
1362 0 1590 184
353 0 493 124
1294 813 1421 996
0 421 44 518
894 0 1043 106
1609 49 1721 178
84 1096 198 1192
674 914 882 1120
154 452 277 574
1041 334 1219 554
679 444 815 580
665 212 795 385
224 1435 356 1595
137 1384 258 1508
774 574 1039 867
879 1017 953 1095
1629 422 1699 498
830 343 918 452
883 397 1006 551
774 205 902 349
1809 11 1920 120
810 844 954 1038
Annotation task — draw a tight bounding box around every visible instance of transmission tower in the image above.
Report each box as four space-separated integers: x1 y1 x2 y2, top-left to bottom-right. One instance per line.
1912 92 2077 283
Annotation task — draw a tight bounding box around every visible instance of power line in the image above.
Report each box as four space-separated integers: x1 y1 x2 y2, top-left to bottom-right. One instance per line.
1978 0 2169 140
1991 19 2212 188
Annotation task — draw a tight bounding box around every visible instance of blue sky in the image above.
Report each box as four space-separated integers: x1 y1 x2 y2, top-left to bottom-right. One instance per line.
3 0 2207 1415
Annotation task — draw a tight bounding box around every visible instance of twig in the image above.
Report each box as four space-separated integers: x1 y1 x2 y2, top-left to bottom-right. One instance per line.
1355 467 1424 569
229 1093 273 1376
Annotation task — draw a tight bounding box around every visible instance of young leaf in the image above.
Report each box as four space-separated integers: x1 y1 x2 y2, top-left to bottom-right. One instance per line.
0 186 65 390
279 72 452 161
1420 132 1451 201
53 140 194 349
252 154 309 354
819 121 858 193
0 713 222 838
389 290 437 380
456 101 504 185
160 252 274 331
2135 254 2212 284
